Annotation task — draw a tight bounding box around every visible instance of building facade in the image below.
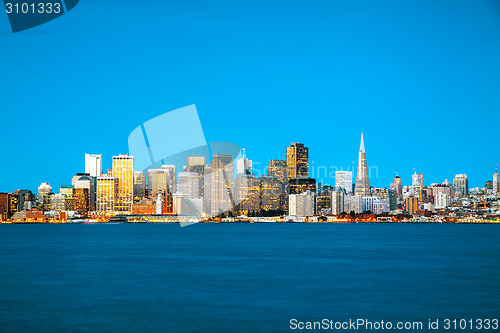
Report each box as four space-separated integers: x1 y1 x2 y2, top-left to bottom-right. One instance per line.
286 143 308 179
354 133 370 197
113 155 134 213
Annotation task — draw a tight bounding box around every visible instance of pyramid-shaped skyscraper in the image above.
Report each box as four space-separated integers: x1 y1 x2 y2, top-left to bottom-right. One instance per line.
355 133 371 197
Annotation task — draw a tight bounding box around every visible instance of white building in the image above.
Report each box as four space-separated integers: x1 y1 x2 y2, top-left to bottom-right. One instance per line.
453 174 468 196
85 153 102 177
178 172 200 199
493 172 500 194
362 196 389 214
236 148 252 175
435 192 450 209
50 194 66 211
335 171 353 194
345 195 362 214
289 191 315 217
412 172 423 187
173 192 203 216
331 189 345 215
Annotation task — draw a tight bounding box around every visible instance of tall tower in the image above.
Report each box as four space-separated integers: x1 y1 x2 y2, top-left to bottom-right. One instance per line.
390 172 403 196
112 154 134 213
354 133 370 197
493 165 500 194
96 176 118 213
211 154 235 216
85 154 102 177
335 171 353 194
286 143 308 179
236 148 253 175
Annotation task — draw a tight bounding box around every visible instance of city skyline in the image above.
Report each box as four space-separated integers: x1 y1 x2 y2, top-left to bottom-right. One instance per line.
1 134 499 194
1 0 500 193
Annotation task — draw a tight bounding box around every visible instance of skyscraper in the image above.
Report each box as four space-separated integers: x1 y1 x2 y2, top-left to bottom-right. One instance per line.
493 171 500 194
211 154 235 216
97 176 118 213
178 172 200 199
148 169 169 197
331 189 345 215
85 154 102 177
288 191 315 217
354 133 370 197
37 182 52 202
286 143 308 179
236 148 253 175
112 154 134 213
72 187 89 216
186 156 206 198
267 160 288 185
335 171 353 194
405 197 418 214
453 174 468 197
235 173 260 215
412 172 423 187
390 173 403 196
259 175 282 211
74 174 95 211
133 171 146 199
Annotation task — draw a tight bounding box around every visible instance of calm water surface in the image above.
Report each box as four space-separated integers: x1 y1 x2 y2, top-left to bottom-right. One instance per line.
0 223 499 333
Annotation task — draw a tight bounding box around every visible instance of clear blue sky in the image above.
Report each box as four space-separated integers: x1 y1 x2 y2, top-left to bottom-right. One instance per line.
1 0 499 193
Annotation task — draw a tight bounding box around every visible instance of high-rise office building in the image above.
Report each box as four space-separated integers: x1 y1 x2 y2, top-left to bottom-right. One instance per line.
405 197 419 214
148 168 168 197
288 191 315 217
74 174 96 211
72 187 89 215
50 194 66 212
37 182 52 204
97 176 119 213
133 171 146 199
85 153 102 177
203 164 212 215
186 156 206 198
0 193 9 220
453 174 468 197
286 143 308 179
335 171 353 194
162 165 177 193
211 154 235 216
187 156 206 170
148 166 176 198
15 189 35 211
345 195 363 214
412 172 423 187
331 189 345 215
112 154 134 213
267 160 288 185
390 174 403 196
60 185 74 198
355 133 370 197
493 172 500 194
389 189 397 211
435 192 450 209
178 172 200 199
288 178 316 195
260 175 282 212
235 173 260 215
236 148 253 175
